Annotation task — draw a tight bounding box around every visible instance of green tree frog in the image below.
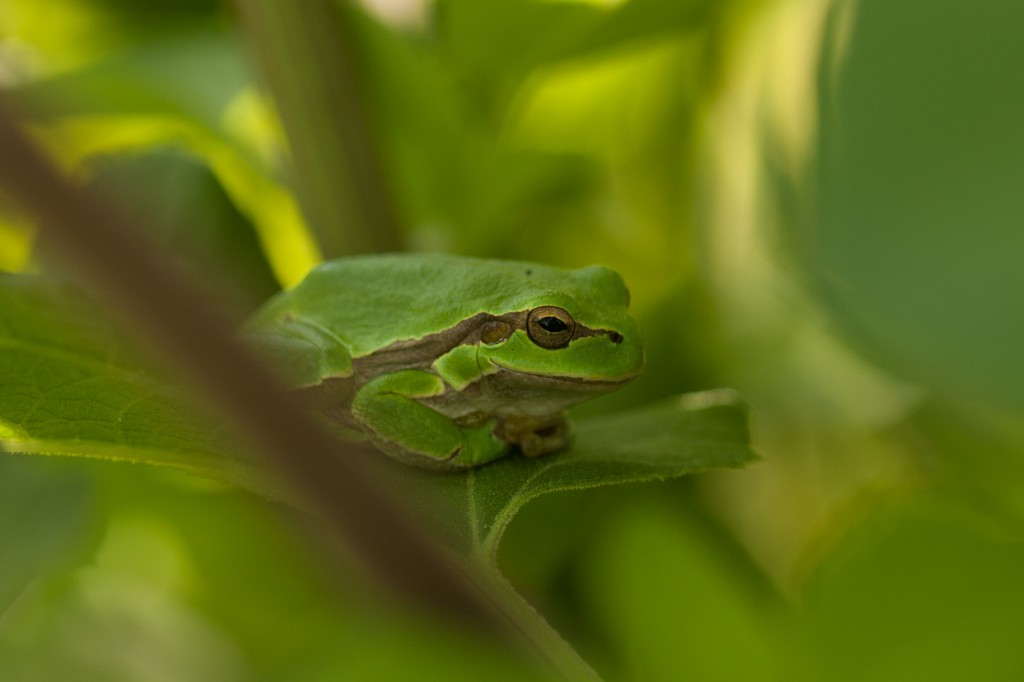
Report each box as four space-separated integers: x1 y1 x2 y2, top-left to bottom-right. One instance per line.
243 253 643 469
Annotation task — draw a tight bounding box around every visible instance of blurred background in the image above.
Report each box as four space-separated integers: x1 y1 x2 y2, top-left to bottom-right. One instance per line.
3 0 1024 679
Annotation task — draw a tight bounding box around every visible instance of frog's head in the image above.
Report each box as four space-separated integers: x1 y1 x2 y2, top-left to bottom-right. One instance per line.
474 265 644 401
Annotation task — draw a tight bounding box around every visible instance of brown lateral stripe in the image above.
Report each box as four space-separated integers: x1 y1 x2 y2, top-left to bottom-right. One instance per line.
352 309 616 380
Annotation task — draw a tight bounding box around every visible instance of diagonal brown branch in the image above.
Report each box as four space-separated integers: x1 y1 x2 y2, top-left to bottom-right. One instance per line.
0 100 501 631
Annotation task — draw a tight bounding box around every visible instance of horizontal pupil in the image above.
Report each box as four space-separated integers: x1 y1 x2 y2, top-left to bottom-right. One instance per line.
538 317 568 332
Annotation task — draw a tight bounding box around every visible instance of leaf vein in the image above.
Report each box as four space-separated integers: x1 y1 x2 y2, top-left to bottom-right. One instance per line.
0 338 165 391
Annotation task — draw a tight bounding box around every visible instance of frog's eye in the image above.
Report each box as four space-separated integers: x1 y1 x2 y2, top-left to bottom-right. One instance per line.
527 306 576 349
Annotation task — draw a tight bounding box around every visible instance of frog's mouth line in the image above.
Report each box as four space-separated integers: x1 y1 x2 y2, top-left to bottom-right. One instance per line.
488 360 641 387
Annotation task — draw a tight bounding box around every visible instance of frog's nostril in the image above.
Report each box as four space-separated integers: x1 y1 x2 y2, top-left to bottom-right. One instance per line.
608 331 623 344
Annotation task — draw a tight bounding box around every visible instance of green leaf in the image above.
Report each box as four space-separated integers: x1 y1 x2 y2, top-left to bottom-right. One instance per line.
1 274 755 560
349 6 607 252
581 500 788 681
8 29 249 132
0 456 101 615
805 0 1024 411
375 393 757 679
805 502 1024 681
82 149 280 319
567 0 716 59
380 390 757 557
6 29 322 289
435 0 714 117
234 0 403 256
0 275 257 488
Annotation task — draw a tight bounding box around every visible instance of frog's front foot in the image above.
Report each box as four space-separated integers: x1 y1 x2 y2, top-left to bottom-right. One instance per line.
494 413 571 458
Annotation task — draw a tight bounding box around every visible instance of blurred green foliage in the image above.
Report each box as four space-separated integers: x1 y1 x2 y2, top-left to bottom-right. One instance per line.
2 0 1024 679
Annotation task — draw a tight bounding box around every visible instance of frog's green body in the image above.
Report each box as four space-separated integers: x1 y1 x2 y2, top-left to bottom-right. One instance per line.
243 253 643 469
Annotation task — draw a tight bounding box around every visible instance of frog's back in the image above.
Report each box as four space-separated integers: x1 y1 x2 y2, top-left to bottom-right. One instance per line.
250 253 590 359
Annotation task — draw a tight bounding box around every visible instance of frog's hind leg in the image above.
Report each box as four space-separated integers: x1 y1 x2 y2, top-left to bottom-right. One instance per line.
352 370 508 469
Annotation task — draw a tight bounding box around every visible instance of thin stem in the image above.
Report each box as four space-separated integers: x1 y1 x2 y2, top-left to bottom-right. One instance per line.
475 559 603 682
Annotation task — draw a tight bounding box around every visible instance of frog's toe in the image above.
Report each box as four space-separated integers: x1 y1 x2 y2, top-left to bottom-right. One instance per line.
519 433 545 458
498 414 572 458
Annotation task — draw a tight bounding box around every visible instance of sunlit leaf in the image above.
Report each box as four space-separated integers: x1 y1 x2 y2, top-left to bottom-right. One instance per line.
0 275 249 485
0 215 34 273
6 26 320 288
9 29 249 132
435 0 714 116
